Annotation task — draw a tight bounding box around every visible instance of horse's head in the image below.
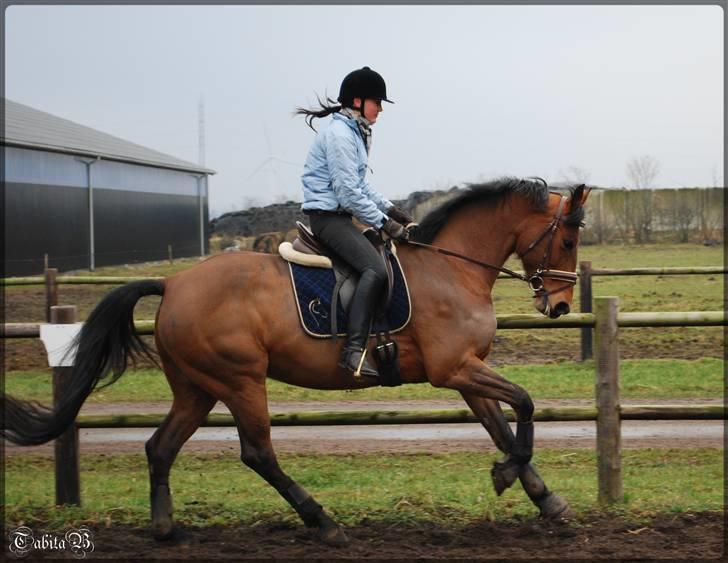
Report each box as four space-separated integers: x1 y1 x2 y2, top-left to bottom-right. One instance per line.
515 184 590 318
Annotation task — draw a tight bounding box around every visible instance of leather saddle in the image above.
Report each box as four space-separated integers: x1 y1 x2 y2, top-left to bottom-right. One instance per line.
279 221 396 335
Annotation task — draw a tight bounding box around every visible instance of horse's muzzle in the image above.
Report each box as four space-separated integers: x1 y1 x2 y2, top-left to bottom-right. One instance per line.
550 301 570 318
534 295 571 318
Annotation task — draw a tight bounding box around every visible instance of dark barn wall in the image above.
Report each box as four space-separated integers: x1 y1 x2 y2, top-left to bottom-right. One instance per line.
4 147 210 276
93 188 201 267
4 182 90 274
4 183 203 276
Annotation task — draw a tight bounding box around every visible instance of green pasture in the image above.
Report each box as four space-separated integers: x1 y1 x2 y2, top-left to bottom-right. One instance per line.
5 358 722 404
3 243 724 367
4 243 723 316
5 449 722 528
496 243 723 314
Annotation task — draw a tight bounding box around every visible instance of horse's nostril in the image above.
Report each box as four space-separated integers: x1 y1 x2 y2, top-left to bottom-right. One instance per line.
553 302 570 317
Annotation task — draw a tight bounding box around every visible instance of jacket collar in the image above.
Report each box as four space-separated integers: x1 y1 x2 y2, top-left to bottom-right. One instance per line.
332 111 362 136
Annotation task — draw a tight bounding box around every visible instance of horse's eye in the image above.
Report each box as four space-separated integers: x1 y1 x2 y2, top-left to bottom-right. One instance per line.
562 239 575 250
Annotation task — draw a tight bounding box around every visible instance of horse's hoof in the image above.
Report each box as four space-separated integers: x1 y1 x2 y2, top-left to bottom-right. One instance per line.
318 524 349 547
491 458 520 496
538 493 575 521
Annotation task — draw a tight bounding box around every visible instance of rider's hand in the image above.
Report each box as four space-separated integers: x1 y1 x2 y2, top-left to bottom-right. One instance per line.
387 206 415 225
381 218 409 242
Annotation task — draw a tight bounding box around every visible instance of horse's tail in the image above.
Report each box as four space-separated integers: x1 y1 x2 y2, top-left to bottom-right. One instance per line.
2 279 165 446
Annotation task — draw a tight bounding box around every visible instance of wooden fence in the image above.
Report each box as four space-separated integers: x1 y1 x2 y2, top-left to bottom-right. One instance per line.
3 263 725 335
578 261 725 360
3 292 725 507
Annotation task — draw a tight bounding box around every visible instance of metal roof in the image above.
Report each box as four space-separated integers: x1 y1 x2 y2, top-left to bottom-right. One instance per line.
3 99 215 175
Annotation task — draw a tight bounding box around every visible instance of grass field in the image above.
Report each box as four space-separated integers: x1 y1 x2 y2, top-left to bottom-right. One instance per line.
4 358 722 404
3 243 724 372
5 243 723 316
5 449 722 528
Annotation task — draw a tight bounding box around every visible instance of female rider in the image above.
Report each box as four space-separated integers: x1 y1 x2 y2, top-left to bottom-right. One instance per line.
295 66 414 379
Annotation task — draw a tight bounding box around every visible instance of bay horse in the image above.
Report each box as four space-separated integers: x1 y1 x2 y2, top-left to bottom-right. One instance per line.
4 178 589 546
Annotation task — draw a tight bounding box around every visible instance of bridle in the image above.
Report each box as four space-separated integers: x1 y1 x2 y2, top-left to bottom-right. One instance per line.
406 193 578 299
519 194 578 297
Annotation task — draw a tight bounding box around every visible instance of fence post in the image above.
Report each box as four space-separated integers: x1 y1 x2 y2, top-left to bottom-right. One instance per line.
51 305 81 506
168 244 173 265
579 261 593 361
594 296 622 505
44 268 58 323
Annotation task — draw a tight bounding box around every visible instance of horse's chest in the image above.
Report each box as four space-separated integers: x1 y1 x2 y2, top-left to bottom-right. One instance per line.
421 301 496 345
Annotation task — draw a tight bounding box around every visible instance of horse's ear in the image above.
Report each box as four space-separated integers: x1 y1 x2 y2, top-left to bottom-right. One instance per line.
571 184 592 209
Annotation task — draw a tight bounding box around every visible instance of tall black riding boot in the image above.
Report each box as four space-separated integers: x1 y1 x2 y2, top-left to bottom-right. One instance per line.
340 269 384 378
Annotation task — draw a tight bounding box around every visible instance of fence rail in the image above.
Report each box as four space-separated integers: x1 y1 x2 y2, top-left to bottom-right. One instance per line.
0 261 728 286
1 275 165 286
3 311 724 339
3 265 723 286
590 266 725 276
578 261 725 360
74 404 725 429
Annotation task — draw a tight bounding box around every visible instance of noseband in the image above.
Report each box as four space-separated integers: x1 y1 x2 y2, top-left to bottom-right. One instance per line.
406 193 578 299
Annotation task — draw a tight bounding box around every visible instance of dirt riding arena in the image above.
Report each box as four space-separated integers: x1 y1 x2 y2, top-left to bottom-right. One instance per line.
8 512 723 560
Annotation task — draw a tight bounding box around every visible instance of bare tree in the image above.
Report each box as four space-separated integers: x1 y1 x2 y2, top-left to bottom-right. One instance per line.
625 156 660 242
610 190 631 243
672 189 695 243
696 171 723 243
626 155 660 189
559 165 591 186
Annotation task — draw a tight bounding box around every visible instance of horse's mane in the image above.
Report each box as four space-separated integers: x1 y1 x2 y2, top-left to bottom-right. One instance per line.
412 177 584 244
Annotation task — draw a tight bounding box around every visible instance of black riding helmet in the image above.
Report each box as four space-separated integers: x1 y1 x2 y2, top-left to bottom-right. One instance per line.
337 67 394 112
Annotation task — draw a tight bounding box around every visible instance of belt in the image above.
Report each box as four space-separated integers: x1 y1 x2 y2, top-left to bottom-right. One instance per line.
303 208 352 217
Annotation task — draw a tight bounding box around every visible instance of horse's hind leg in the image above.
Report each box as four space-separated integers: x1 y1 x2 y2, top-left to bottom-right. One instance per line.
145 373 216 540
225 376 349 547
461 393 573 519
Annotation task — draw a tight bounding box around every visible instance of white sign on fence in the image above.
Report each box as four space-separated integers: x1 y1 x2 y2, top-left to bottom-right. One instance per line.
39 323 83 367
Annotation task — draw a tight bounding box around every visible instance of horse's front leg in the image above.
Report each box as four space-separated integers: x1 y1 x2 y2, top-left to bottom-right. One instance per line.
436 359 547 496
461 393 573 519
441 358 536 465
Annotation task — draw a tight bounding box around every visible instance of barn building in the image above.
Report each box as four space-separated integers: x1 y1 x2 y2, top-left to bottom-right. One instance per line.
3 99 215 276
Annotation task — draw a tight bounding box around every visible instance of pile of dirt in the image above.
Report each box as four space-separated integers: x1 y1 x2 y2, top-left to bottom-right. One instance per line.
7 512 723 560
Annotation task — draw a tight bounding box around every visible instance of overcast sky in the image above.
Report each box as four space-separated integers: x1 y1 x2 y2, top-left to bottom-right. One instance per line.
5 4 723 217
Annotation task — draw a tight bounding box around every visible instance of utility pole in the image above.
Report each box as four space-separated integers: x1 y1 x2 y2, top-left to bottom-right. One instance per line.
198 95 206 168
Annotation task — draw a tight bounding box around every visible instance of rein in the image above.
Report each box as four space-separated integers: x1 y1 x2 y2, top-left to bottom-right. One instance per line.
406 239 529 282
406 194 578 298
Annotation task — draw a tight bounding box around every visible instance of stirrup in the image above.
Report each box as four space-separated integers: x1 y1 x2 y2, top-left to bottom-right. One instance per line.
340 346 379 379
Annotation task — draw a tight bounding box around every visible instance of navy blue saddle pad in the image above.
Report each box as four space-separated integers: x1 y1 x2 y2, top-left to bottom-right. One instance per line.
287 250 411 338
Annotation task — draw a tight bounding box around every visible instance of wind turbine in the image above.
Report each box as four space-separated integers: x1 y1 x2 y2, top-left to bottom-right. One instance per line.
246 123 303 199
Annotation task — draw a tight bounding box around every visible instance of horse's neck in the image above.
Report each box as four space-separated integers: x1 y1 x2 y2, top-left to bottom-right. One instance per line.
433 201 522 290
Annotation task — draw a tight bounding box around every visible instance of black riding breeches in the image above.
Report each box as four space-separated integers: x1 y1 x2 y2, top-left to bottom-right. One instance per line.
308 214 387 282
307 213 388 345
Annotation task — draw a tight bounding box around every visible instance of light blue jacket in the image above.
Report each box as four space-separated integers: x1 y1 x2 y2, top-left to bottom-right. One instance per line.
301 112 393 228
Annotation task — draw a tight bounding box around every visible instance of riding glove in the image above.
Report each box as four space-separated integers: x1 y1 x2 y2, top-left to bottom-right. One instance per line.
387 206 415 225
381 218 409 241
